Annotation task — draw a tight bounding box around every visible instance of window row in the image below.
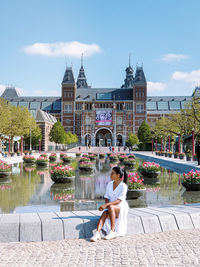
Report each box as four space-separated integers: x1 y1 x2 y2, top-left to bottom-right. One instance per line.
147 101 190 110
10 101 61 111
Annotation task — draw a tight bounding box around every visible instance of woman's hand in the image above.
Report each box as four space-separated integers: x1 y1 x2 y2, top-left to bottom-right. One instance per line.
99 204 107 211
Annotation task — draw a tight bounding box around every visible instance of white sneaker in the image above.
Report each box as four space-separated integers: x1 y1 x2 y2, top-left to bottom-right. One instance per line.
104 230 117 240
90 230 101 242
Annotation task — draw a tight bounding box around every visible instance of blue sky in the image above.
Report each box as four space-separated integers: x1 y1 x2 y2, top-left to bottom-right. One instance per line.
1 0 200 97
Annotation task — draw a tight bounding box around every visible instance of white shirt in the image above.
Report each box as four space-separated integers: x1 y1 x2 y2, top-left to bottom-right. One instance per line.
104 181 128 202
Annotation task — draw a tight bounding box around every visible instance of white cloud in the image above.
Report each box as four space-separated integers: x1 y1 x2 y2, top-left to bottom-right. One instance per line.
147 81 167 93
23 41 101 57
162 53 189 62
172 69 200 84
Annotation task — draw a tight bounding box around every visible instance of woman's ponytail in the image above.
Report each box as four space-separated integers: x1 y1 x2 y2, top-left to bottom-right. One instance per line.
122 168 128 184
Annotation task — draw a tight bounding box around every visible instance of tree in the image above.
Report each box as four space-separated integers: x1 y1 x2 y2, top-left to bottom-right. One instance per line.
126 133 139 147
137 120 152 150
2 105 36 152
49 121 67 147
65 132 78 145
24 124 42 147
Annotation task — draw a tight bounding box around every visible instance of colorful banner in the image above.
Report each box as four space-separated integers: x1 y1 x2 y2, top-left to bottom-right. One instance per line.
96 110 112 125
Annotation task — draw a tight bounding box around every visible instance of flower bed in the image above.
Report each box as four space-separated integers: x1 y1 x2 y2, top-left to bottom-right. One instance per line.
79 157 90 163
118 155 128 162
182 170 200 190
50 165 75 183
49 153 57 162
76 153 81 157
173 152 179 158
60 152 66 159
128 154 135 159
168 152 173 158
88 154 97 161
99 153 105 158
23 155 36 164
179 153 185 159
109 153 118 161
36 156 49 167
0 160 12 177
139 162 160 178
82 153 88 157
62 155 72 163
127 172 145 199
79 161 93 171
24 150 29 155
40 153 48 157
123 158 136 168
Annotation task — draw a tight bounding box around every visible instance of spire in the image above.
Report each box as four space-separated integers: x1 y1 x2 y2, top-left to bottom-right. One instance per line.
129 53 131 67
121 56 134 88
62 64 75 85
81 53 83 67
76 53 89 88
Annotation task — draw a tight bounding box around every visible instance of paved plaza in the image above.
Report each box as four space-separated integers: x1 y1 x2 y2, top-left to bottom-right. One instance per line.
1 229 200 266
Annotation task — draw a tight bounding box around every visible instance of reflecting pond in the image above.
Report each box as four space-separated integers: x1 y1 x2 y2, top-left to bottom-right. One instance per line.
0 157 199 214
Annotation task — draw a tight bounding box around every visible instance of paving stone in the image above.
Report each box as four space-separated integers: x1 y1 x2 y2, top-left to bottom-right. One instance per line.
128 209 162 233
149 207 194 230
38 212 64 241
56 211 85 239
0 213 20 242
72 210 99 238
20 213 41 242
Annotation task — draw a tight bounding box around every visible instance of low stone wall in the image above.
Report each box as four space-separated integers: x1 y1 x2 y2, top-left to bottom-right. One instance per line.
134 152 198 173
1 204 200 243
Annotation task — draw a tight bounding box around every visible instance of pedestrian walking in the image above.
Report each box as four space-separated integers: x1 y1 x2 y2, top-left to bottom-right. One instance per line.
90 166 129 241
112 147 115 153
195 140 200 165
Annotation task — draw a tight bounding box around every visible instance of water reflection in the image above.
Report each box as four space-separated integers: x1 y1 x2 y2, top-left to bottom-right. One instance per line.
1 158 200 214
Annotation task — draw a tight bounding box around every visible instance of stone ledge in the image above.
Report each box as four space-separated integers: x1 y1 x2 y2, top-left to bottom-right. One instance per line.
0 204 200 243
134 152 199 173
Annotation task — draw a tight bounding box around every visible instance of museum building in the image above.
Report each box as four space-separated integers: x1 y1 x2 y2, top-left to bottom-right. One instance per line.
1 60 196 147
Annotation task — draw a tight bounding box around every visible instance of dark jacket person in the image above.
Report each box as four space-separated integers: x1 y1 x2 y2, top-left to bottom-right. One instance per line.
195 141 200 166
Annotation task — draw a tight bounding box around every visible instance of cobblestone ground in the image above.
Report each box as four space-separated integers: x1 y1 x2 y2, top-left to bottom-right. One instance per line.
1 229 200 267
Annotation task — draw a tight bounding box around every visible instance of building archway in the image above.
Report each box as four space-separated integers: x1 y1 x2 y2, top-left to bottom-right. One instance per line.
117 134 123 146
85 134 91 146
95 128 112 147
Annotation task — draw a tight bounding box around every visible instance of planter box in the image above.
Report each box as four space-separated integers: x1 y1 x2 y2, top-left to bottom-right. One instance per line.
174 154 178 158
51 175 75 184
79 166 93 172
49 157 56 162
165 153 168 157
99 154 105 159
182 182 200 191
62 158 71 163
186 157 191 161
24 159 36 164
36 162 48 167
168 154 173 158
179 156 184 159
127 188 146 199
141 170 160 178
0 171 12 178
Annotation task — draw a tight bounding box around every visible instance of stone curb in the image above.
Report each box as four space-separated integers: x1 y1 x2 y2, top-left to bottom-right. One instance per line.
1 204 200 243
134 152 199 173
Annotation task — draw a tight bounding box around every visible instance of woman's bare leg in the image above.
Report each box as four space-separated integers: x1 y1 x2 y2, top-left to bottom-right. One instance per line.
97 211 109 232
107 205 120 232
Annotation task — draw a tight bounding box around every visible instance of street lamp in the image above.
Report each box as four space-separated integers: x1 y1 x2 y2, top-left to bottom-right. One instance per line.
192 128 195 161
